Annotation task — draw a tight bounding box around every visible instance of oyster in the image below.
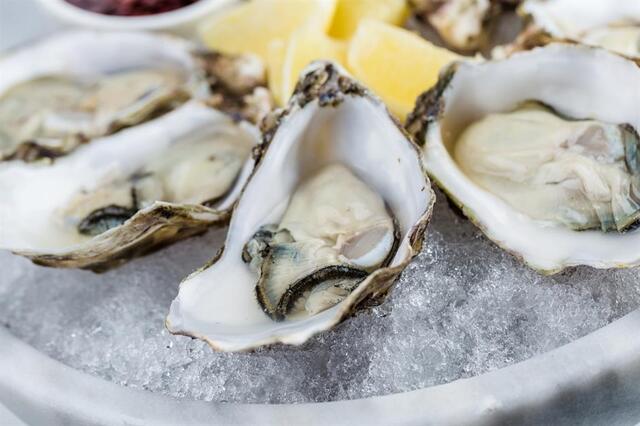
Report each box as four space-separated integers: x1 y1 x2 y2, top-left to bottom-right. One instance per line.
407 43 640 273
409 0 523 53
0 70 189 162
167 62 434 351
518 0 640 57
455 102 640 232
0 102 259 271
0 31 269 163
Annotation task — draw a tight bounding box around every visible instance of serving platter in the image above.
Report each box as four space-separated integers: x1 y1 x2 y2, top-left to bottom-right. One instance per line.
1 1 639 424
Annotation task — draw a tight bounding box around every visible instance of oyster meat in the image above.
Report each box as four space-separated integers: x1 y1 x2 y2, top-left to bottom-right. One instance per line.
0 102 259 271
407 43 640 273
63 124 249 238
244 164 398 320
455 102 640 232
0 69 189 162
167 62 433 351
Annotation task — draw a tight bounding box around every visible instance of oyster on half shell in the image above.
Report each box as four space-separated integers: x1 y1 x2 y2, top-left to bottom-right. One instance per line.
0 31 270 163
167 62 434 351
409 0 523 53
407 43 640 273
513 0 640 58
0 102 259 271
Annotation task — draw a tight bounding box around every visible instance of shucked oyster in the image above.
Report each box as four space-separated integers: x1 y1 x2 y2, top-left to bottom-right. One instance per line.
407 43 640 273
515 0 640 58
455 102 640 233
0 31 269 163
63 122 249 238
0 102 259 271
409 0 523 53
244 164 399 320
167 62 433 351
0 70 189 162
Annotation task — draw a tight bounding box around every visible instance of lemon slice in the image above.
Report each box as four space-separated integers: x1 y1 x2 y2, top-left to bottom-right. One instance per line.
347 19 460 120
329 0 408 39
276 30 347 105
199 0 338 61
266 39 287 106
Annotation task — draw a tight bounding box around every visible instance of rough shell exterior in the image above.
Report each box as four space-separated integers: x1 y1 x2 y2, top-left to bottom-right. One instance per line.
19 204 226 272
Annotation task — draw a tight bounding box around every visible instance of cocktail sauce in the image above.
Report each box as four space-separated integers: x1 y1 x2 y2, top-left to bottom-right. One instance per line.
65 0 200 16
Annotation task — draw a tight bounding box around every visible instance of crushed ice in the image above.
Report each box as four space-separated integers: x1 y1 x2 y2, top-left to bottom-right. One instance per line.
1 190 639 403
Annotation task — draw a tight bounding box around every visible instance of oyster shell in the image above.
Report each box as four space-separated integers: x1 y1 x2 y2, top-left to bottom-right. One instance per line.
407 43 640 273
517 0 640 57
167 62 434 351
409 0 522 53
0 102 259 271
0 31 270 163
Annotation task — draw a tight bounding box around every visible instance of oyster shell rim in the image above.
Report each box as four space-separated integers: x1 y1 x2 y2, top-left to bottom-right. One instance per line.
16 202 229 273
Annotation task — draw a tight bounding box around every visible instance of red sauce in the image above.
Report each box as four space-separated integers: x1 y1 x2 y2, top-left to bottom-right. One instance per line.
65 0 200 16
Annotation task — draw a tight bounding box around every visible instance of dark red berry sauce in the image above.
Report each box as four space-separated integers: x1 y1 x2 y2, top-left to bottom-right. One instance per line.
65 0 200 16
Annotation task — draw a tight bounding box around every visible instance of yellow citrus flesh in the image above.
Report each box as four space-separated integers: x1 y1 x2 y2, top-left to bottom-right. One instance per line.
279 30 347 105
266 39 287 106
347 19 460 120
329 0 409 39
199 0 338 61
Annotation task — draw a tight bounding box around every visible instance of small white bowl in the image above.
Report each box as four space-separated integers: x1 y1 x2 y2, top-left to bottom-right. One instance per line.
36 0 237 36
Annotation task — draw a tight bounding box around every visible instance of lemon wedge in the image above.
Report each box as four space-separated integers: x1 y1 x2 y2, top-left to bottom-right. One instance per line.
347 19 460 119
329 0 408 39
266 39 287 105
271 30 347 105
199 0 337 61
